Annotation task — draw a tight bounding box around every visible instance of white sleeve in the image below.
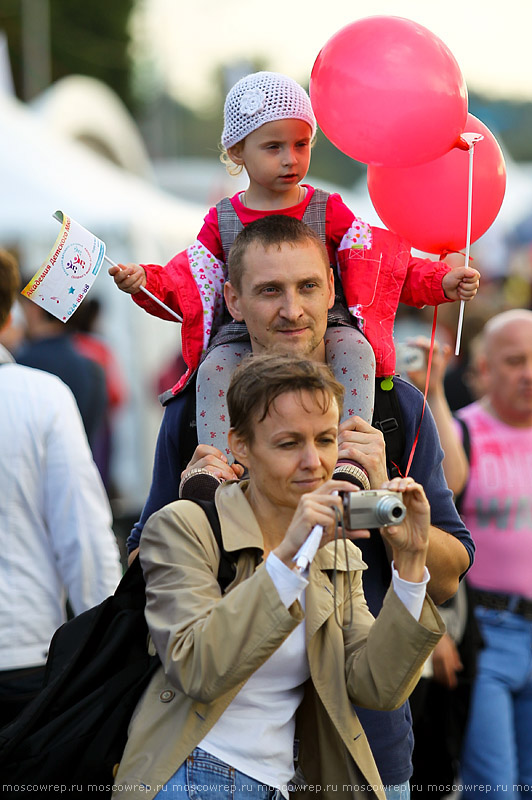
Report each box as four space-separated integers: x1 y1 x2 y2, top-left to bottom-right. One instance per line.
391 563 430 622
43 380 122 612
265 552 308 608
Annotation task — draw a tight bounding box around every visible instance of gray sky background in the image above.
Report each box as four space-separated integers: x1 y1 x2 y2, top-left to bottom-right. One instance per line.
134 0 532 108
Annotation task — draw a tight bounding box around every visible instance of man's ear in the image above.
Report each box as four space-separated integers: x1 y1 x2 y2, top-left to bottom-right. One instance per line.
327 267 335 310
227 143 244 166
0 311 12 334
476 353 490 383
224 281 244 321
227 428 249 467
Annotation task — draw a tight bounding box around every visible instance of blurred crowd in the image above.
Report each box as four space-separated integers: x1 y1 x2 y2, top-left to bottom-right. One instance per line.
393 244 532 798
2 234 532 796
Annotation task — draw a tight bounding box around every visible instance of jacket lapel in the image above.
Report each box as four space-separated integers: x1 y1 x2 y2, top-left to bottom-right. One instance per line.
305 542 367 642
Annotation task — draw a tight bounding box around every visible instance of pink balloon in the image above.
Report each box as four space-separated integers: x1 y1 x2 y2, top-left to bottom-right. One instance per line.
310 16 468 167
367 114 506 254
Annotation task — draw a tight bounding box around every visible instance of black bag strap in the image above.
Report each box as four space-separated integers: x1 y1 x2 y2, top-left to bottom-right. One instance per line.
453 416 471 514
372 380 406 479
454 415 471 462
187 497 237 590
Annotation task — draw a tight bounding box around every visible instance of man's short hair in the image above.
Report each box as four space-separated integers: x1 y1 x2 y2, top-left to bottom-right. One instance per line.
0 249 20 329
227 352 344 442
227 215 330 292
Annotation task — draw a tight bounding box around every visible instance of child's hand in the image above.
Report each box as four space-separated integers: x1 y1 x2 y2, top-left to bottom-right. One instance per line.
442 265 480 302
108 263 146 295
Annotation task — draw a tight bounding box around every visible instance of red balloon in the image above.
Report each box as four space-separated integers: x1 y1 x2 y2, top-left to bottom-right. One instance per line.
310 16 468 167
367 114 506 254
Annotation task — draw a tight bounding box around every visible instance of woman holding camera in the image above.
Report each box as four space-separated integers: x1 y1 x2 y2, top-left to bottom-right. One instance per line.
114 354 444 800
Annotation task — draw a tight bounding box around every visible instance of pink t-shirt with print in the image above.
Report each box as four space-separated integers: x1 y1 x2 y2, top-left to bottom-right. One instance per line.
456 401 532 599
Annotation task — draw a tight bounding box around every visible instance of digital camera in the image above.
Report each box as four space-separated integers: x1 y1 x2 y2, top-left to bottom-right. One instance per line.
395 342 424 374
343 490 406 530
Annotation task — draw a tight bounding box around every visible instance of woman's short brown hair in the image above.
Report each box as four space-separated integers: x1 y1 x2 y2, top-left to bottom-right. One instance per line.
227 353 344 442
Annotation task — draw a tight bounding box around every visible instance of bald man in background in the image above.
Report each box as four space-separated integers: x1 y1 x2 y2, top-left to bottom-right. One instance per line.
456 309 532 799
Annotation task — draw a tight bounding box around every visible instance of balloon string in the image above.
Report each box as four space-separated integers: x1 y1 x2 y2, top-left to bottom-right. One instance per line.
455 140 477 357
404 307 438 478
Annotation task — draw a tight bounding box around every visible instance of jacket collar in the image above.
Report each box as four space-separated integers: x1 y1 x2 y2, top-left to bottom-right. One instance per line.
215 481 265 555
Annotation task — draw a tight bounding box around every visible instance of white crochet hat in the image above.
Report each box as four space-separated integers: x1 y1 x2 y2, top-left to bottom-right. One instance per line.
221 71 316 149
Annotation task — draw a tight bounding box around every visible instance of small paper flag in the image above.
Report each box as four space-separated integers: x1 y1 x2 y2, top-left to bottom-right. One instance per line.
21 211 105 322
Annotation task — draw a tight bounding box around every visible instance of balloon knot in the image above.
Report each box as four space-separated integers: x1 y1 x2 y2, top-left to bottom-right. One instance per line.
455 135 471 151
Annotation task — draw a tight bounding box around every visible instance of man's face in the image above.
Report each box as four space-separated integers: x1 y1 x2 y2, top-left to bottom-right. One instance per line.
224 240 335 362
483 318 532 425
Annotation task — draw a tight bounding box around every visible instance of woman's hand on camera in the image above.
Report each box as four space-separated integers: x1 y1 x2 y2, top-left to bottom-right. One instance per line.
379 477 430 583
273 480 365 568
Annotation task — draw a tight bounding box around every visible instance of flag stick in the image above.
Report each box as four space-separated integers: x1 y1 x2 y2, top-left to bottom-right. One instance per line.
104 255 183 323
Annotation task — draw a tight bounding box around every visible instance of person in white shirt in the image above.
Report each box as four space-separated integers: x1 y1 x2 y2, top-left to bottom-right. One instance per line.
0 249 122 726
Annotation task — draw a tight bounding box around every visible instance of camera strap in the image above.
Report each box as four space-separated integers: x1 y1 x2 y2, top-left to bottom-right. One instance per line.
453 415 471 514
333 506 354 631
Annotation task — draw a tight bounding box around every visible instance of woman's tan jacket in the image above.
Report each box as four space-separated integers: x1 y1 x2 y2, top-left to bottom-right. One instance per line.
114 483 444 800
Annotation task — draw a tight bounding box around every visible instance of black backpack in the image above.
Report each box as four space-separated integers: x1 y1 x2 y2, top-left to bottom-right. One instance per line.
0 499 236 800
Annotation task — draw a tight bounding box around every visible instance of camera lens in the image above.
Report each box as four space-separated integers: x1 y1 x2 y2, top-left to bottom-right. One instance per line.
374 496 406 526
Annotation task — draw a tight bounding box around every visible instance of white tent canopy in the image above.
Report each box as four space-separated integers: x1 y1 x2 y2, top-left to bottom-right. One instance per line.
0 90 203 253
